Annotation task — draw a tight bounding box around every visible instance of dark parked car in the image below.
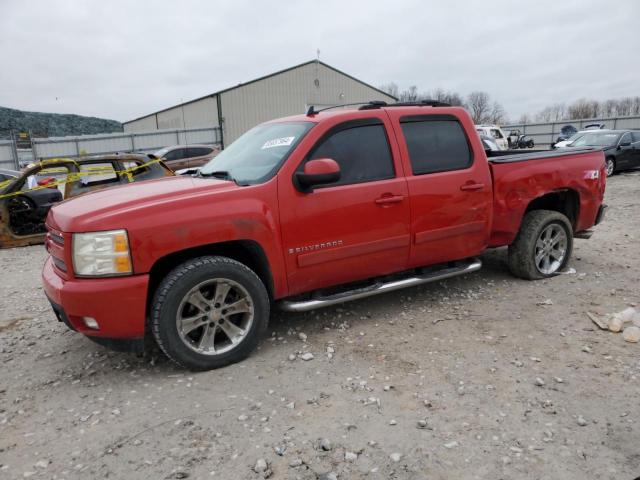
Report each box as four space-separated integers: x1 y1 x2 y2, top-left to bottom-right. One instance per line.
567 130 640 176
152 145 218 171
0 154 173 248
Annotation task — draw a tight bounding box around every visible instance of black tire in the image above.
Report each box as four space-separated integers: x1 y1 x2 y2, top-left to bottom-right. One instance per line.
151 256 269 371
507 210 573 280
605 157 616 177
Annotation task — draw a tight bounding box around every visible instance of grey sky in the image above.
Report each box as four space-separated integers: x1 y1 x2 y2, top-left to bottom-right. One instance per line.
2 0 638 122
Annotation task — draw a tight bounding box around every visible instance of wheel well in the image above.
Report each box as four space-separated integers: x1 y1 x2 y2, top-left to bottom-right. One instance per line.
524 189 580 229
146 240 274 309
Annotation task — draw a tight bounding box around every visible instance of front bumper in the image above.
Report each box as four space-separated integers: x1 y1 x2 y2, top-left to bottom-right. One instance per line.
42 257 149 338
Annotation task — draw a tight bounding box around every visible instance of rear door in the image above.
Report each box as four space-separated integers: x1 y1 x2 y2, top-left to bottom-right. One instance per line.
387 110 492 268
278 114 411 295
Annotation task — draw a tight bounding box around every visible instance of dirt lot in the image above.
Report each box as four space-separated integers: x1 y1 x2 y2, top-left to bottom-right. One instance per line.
1 171 639 480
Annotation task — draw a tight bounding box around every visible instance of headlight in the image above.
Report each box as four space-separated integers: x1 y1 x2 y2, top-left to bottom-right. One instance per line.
72 229 133 277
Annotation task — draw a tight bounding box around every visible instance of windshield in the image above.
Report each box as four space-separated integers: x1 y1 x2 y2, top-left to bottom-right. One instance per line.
570 132 620 147
199 121 314 185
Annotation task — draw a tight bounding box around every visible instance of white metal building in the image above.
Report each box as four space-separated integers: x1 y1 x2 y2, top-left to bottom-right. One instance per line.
123 60 397 146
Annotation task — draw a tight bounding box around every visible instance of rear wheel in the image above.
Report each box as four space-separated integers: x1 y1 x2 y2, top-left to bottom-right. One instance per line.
508 210 573 280
151 256 269 370
605 157 616 177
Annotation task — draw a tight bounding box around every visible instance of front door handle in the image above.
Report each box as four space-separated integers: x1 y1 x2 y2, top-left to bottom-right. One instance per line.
375 194 404 205
460 182 485 191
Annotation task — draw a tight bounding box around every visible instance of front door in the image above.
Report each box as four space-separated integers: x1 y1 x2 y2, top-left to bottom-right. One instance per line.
278 116 411 296
386 111 493 268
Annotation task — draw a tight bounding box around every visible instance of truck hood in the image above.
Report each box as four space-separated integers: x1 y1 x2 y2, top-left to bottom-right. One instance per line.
48 175 238 232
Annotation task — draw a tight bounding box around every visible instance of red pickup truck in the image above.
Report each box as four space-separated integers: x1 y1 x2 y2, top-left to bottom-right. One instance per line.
42 102 607 370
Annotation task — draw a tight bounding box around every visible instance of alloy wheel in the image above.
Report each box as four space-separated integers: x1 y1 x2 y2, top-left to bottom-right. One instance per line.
605 159 615 177
176 278 254 355
534 223 568 275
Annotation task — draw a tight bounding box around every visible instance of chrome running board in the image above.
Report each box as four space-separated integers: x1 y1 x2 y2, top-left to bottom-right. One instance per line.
279 257 482 312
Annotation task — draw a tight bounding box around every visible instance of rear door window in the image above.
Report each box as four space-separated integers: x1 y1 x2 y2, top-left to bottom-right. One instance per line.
307 122 395 186
400 119 472 175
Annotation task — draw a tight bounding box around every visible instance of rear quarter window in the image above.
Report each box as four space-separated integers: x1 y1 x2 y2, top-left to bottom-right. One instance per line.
400 119 472 175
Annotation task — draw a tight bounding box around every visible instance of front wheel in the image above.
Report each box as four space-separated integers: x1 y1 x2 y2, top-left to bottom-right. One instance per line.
508 210 573 280
605 157 616 177
151 256 269 371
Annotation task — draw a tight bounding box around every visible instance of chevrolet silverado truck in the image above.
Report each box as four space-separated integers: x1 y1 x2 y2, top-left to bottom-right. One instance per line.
42 101 607 371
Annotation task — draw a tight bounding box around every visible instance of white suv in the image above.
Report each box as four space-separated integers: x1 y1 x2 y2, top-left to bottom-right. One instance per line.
476 125 509 150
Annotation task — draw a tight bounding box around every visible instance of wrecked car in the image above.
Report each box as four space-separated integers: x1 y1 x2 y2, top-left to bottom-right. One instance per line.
0 154 173 248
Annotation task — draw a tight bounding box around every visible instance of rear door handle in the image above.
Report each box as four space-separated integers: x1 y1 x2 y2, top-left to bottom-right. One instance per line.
375 194 404 205
460 183 485 191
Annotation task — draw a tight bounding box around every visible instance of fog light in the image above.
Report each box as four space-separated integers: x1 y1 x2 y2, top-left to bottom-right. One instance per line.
83 317 99 329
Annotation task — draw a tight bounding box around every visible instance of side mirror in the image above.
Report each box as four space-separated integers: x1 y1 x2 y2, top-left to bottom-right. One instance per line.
295 158 340 192
619 141 631 149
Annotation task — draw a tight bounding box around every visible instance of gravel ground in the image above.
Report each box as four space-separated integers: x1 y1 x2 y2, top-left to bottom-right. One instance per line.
1 171 639 480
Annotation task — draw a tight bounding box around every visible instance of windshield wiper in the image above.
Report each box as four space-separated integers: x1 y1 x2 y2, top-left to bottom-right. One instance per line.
198 170 234 181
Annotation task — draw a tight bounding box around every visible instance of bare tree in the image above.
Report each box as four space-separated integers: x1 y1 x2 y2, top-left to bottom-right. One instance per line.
535 103 566 122
617 97 633 116
427 88 464 106
518 113 532 124
399 86 419 102
567 99 601 119
465 91 491 123
378 83 504 120
379 82 399 99
488 101 506 124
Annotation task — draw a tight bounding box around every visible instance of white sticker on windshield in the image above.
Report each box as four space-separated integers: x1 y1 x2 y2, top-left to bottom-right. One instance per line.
261 136 295 149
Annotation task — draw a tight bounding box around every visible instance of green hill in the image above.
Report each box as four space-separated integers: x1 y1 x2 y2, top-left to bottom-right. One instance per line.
0 106 122 139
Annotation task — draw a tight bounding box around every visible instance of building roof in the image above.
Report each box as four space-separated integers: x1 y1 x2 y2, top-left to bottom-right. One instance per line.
124 60 397 125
